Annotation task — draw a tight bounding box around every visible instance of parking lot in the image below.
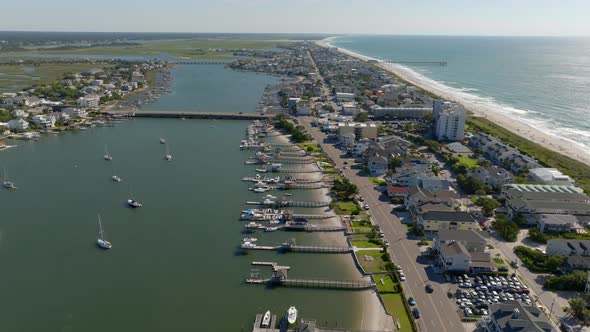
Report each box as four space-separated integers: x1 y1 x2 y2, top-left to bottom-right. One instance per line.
448 274 533 318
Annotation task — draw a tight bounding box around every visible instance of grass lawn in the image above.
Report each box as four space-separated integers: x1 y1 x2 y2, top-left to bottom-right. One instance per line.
350 220 373 233
369 177 387 186
297 142 322 154
335 201 360 215
357 250 387 273
456 156 479 169
376 275 399 293
494 257 505 265
381 294 413 332
352 240 382 248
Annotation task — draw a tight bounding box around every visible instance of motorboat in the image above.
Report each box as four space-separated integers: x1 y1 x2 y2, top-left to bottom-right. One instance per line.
261 310 271 328
104 145 112 161
241 241 256 249
243 237 258 243
160 138 166 144
96 214 112 249
254 187 268 193
262 194 277 200
164 143 172 161
112 175 122 182
287 306 298 324
128 199 142 208
265 227 279 232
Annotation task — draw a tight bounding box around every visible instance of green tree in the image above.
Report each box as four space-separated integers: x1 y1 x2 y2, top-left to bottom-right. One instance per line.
353 112 368 122
474 197 500 217
568 298 587 320
495 218 519 242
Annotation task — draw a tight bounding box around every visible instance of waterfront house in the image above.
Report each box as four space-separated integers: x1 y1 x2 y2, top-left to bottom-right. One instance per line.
405 186 459 217
8 118 29 131
31 114 56 129
481 301 553 332
77 94 100 109
546 239 590 257
10 109 28 118
418 211 479 232
64 107 88 119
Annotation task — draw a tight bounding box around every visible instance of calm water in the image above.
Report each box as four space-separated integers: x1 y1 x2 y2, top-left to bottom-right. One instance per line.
142 64 277 113
0 65 371 331
331 35 590 150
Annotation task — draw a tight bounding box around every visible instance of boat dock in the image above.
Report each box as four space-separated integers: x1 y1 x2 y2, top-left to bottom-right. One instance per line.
246 266 374 290
246 200 331 208
251 314 394 332
284 224 346 232
241 242 352 253
252 312 280 332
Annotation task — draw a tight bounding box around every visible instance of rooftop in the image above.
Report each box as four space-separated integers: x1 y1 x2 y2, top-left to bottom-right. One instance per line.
421 211 477 223
437 229 487 243
489 300 553 332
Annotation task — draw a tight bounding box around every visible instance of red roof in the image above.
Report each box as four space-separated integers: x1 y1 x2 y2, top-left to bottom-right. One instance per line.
388 186 410 193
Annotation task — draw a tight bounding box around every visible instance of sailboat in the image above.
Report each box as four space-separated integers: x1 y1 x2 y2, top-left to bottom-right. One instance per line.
103 144 112 161
287 306 298 324
96 214 112 249
111 167 121 182
2 167 17 190
164 142 172 161
127 185 142 208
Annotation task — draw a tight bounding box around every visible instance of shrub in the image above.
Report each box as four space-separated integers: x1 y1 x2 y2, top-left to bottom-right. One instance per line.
544 271 588 291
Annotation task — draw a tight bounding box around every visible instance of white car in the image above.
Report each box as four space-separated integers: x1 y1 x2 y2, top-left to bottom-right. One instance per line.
399 273 406 281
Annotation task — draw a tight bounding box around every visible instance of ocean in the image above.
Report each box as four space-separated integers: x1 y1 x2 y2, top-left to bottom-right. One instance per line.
330 35 590 151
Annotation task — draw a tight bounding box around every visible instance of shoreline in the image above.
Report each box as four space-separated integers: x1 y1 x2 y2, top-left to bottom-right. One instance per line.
316 37 590 167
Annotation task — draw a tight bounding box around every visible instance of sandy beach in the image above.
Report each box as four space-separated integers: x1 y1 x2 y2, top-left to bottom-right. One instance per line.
316 37 590 167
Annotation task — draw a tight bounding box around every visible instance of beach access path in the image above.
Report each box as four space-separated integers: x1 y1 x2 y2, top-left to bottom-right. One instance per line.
299 116 465 332
315 37 590 167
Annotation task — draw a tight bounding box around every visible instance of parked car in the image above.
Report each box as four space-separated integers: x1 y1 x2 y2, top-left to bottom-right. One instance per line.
384 240 390 247
425 284 434 293
412 308 421 318
408 297 416 306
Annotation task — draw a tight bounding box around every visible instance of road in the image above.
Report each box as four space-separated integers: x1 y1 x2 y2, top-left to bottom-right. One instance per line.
299 116 465 332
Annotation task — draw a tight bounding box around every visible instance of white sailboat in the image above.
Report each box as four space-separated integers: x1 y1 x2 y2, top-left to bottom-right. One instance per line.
96 214 112 249
164 143 172 161
287 306 298 324
111 167 121 182
103 144 112 161
2 167 17 190
127 185 142 208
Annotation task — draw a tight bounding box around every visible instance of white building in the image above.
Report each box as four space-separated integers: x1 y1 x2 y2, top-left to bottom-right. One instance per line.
528 168 575 185
335 92 355 102
31 114 56 128
64 107 88 119
341 102 359 116
8 118 29 131
77 94 100 109
10 109 28 118
352 139 371 157
433 100 466 142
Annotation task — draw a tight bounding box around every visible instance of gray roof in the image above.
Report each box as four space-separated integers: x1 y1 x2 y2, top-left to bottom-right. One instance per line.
565 255 590 270
437 229 487 243
537 214 578 225
440 241 469 257
489 300 554 332
421 211 477 223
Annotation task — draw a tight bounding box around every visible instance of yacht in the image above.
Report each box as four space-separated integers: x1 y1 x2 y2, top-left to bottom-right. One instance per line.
96 214 112 249
253 187 268 193
261 311 271 328
287 306 298 324
112 175 122 182
2 168 17 190
103 145 112 161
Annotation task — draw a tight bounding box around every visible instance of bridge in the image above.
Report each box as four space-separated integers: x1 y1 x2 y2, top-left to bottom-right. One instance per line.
101 110 273 120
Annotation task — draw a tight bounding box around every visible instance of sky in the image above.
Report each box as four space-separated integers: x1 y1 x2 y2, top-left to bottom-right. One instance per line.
2 0 590 36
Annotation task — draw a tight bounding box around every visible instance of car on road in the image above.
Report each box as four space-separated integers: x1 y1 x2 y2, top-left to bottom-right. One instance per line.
399 272 406 281
363 203 370 210
343 161 348 165
408 297 416 306
378 230 385 238
425 284 434 293
343 165 348 169
384 240 390 247
412 307 421 318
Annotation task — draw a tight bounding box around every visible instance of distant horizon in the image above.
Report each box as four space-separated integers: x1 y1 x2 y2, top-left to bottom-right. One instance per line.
1 30 590 38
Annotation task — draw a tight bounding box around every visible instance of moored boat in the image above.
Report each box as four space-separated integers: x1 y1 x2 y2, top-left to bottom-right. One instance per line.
96 214 112 249
287 306 297 324
261 310 271 328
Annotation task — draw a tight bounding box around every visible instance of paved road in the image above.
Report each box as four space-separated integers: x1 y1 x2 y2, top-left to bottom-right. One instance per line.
299 117 465 332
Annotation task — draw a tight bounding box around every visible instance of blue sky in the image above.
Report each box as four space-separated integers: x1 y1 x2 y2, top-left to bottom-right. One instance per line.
2 0 590 36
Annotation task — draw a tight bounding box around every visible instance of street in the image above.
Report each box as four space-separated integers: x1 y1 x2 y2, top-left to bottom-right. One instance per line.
299 116 465 332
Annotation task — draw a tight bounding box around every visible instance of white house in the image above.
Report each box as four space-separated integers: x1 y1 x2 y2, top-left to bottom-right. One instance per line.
367 154 388 176
10 109 28 118
77 94 100 109
31 114 56 128
335 92 355 102
528 168 575 185
64 107 88 119
8 118 29 131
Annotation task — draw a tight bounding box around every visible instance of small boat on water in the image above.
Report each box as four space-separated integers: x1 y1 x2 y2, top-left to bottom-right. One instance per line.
287 306 298 324
241 241 256 249
285 193 293 196
96 214 112 249
112 175 122 182
160 137 166 144
127 186 142 208
2 167 17 190
261 310 271 328
265 226 279 232
164 143 172 161
104 144 112 161
243 237 257 243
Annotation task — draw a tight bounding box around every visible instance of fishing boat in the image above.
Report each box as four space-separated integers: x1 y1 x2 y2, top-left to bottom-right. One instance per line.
96 214 112 249
287 306 298 324
127 186 142 208
103 145 112 161
164 143 172 161
2 167 17 190
261 310 271 328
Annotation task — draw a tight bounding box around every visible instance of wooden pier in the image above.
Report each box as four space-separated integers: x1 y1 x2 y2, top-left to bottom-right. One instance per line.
246 200 331 208
241 242 352 253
